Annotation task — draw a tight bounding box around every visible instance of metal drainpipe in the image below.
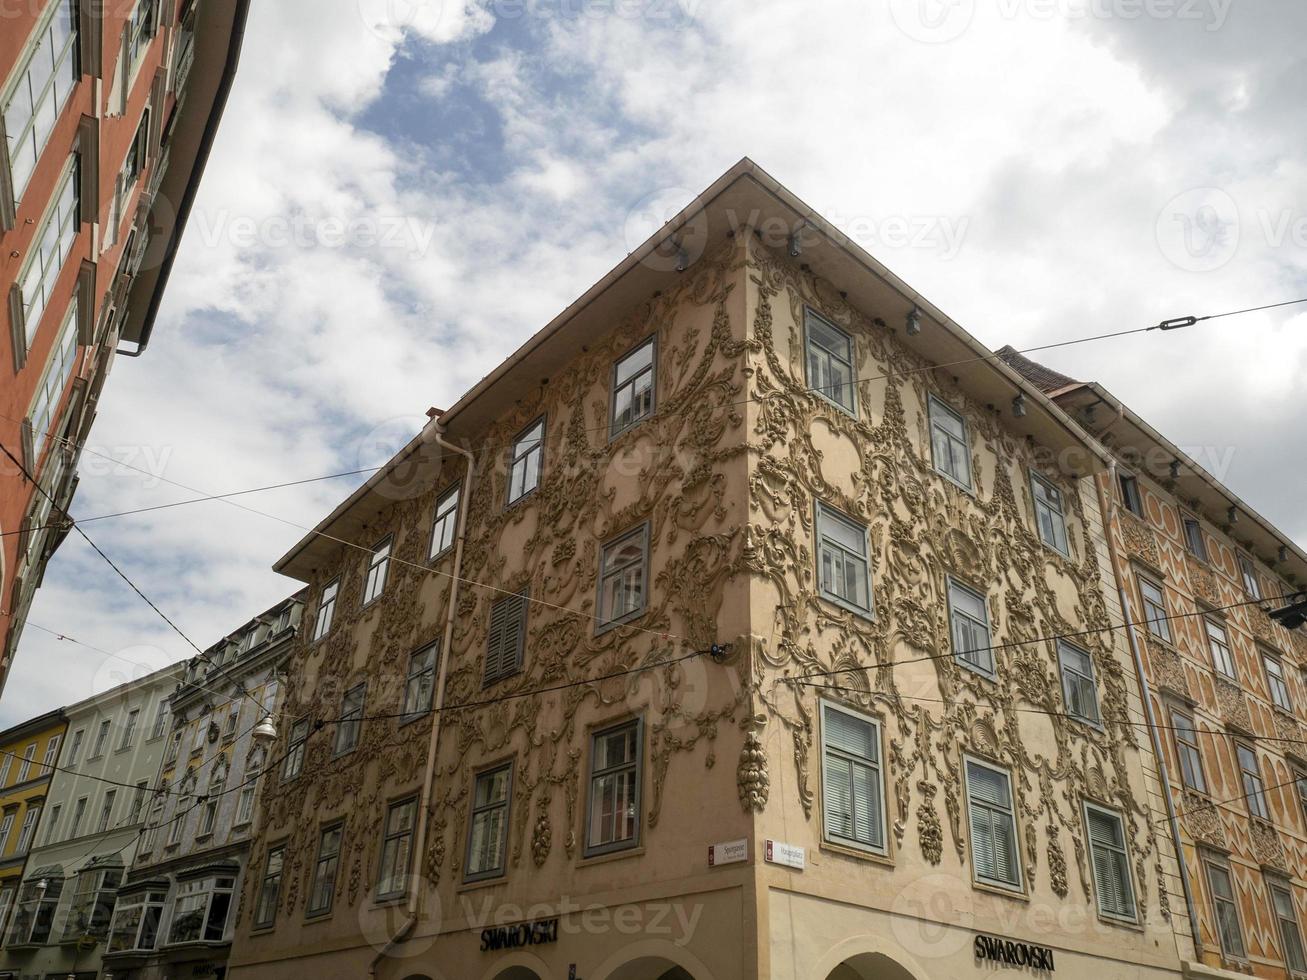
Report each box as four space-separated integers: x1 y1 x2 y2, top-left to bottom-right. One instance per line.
368 418 475 979
1094 456 1201 957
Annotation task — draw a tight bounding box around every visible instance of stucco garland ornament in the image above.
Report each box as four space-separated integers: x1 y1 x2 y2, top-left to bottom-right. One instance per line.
737 729 770 812
531 797 552 867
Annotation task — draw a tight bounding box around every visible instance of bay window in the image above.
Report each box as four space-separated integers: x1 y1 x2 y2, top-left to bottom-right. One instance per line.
166 875 234 944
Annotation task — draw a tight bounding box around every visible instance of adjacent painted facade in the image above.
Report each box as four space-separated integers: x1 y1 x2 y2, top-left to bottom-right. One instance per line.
225 161 1198 980
0 0 250 696
0 710 67 941
101 592 303 980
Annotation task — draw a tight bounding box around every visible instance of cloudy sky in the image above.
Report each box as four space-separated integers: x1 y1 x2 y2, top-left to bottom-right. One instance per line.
4 0 1304 725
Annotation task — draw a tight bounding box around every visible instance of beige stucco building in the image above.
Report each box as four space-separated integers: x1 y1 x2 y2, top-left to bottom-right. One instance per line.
227 160 1200 980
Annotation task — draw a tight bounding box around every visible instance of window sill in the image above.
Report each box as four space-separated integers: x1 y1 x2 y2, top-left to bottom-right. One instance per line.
458 873 508 893
579 843 644 867
370 892 407 908
505 486 540 512
955 659 998 684
304 909 334 923
971 878 1028 903
1095 911 1144 932
397 711 430 729
816 593 876 624
806 388 859 422
935 469 976 498
594 608 648 637
608 412 656 444
819 839 892 868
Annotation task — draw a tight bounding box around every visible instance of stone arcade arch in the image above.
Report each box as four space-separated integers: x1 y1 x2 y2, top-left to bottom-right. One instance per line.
821 952 922 980
592 940 713 980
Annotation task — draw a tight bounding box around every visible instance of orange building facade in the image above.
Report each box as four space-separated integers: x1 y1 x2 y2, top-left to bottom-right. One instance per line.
0 0 249 693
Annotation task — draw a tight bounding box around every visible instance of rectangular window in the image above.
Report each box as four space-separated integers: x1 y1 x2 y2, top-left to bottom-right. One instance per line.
18 161 79 344
804 310 856 415
611 336 657 435
377 798 417 898
119 709 140 749
97 789 116 832
1206 859 1246 960
166 875 233 944
67 728 83 765
949 579 994 678
69 796 86 838
508 418 544 504
235 784 257 827
403 644 437 720
1270 880 1307 974
429 484 460 559
1119 472 1143 516
127 0 158 69
334 684 365 755
0 885 13 940
40 733 61 773
1138 576 1171 643
0 812 12 852
585 719 642 856
820 702 884 853
1031 473 1070 556
597 524 649 631
1183 515 1208 561
140 793 164 852
1058 641 1100 726
7 874 62 945
1171 709 1207 794
16 744 35 781
308 825 342 916
1085 803 1137 921
224 703 240 738
1238 554 1262 600
1206 618 1237 679
282 718 309 781
254 846 284 929
0 753 9 787
1237 743 1269 819
107 889 166 952
816 502 872 615
150 699 169 739
363 538 391 605
2 0 79 203
63 866 122 941
164 730 182 766
40 805 58 844
965 758 1021 890
92 719 111 757
128 781 147 824
485 591 528 686
15 805 40 854
314 578 338 640
465 764 511 881
929 396 972 490
1263 651 1292 711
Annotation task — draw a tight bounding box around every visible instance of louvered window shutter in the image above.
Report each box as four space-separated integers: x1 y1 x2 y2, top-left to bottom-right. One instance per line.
485 591 528 685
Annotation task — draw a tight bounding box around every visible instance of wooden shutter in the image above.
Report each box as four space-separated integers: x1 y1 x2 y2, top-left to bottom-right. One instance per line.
485 592 528 685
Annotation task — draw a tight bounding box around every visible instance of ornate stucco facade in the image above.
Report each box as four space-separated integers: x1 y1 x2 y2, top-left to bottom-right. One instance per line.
1003 349 1307 980
227 160 1194 980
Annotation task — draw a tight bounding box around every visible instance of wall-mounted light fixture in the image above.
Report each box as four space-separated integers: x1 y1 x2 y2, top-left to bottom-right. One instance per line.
906 305 922 336
1011 393 1027 418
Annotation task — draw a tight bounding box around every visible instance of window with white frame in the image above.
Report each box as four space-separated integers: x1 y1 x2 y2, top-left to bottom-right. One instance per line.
1084 803 1136 921
1031 472 1070 556
1170 709 1206 794
107 888 166 952
110 107 150 242
16 744 35 781
949 579 994 678
198 765 225 836
282 718 309 781
820 702 884 853
68 795 87 838
313 578 338 640
190 715 208 756
26 304 78 467
6 873 63 945
597 524 649 630
62 865 122 940
17 161 79 345
166 874 234 944
140 790 165 853
119 709 140 749
1296 769 1307 826
804 311 856 415
484 592 528 686
816 502 872 615
128 781 147 824
40 733 60 773
91 719 110 757
15 805 40 854
0 753 9 787
0 812 13 853
235 749 264 826
611 336 657 435
508 418 544 504
377 797 417 899
40 803 58 844
97 790 116 833
1205 858 1246 960
1237 743 1269 819
1118 471 1143 517
334 684 365 755
163 730 181 766
429 483 460 559
150 698 169 739
2 0 78 203
363 538 390 605
1263 650 1292 711
965 758 1021 890
1183 514 1208 561
224 702 240 739
586 718 642 857
465 764 511 881
929 395 972 490
1058 641 1100 725
1206 617 1237 679
126 0 158 70
307 825 342 916
1238 554 1262 600
253 846 283 929
402 644 436 720
1269 878 1307 975
1138 576 1171 643
66 728 83 766
0 885 14 940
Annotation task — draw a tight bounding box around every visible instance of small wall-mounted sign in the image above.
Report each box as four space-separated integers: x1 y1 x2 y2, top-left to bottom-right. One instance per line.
973 934 1055 972
764 839 805 870
708 838 748 867
479 917 560 952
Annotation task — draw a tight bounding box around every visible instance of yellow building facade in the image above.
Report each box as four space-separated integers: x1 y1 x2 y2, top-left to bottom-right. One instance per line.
0 708 66 940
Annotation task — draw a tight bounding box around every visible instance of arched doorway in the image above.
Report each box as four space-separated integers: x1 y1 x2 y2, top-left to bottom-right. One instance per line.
824 952 920 980
489 969 544 980
597 950 709 980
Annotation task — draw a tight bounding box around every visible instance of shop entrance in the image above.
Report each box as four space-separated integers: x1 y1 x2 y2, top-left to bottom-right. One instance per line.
825 953 919 980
